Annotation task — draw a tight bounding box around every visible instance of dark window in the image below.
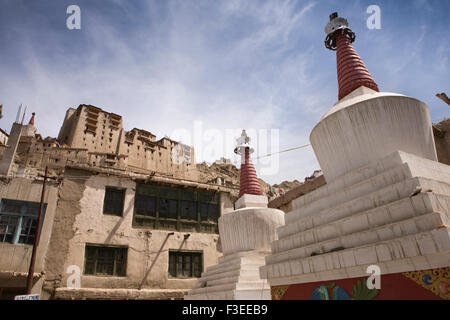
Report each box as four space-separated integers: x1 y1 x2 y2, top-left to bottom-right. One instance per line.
103 187 125 216
84 245 127 276
159 199 177 218
180 201 197 220
0 215 19 243
133 184 220 233
208 204 219 221
200 203 219 222
200 203 208 221
0 199 46 245
18 217 38 244
135 194 156 216
168 251 202 278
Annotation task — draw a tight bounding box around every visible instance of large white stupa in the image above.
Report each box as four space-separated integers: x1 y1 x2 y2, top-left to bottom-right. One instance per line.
260 13 450 300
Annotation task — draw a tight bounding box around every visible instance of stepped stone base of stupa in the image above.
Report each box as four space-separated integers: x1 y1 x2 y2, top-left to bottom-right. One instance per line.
185 194 284 300
184 249 272 300
260 150 450 297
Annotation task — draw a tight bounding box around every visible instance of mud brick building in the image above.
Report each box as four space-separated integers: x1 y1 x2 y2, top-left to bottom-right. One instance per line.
0 106 237 300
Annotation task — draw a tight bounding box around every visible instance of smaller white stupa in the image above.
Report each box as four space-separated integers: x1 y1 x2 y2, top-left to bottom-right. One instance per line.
185 130 285 300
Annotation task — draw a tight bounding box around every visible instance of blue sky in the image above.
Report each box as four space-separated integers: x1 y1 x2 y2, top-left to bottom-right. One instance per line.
0 0 449 184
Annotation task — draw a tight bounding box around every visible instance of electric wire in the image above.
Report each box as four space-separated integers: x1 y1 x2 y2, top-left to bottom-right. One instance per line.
253 143 311 160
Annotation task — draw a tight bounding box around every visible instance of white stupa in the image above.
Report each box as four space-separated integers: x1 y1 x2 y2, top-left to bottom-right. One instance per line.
260 13 450 300
185 130 285 300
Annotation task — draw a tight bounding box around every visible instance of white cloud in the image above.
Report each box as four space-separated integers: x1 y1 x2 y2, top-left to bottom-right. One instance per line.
0 1 324 184
13 0 450 186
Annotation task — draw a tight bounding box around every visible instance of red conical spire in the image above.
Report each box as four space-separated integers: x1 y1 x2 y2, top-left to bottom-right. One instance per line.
28 112 35 125
325 13 379 100
234 130 263 198
239 147 263 198
335 31 379 100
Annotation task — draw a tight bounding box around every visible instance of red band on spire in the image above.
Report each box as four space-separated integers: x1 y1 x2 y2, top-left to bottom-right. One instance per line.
239 147 262 198
336 30 379 100
29 112 35 125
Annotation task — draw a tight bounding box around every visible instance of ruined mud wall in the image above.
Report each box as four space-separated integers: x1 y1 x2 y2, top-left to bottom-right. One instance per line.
41 169 87 299
433 118 450 165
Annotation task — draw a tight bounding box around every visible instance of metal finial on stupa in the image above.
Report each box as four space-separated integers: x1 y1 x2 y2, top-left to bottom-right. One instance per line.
324 12 379 100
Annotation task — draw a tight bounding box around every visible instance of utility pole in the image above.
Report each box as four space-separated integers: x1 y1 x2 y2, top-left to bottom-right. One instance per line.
26 166 49 295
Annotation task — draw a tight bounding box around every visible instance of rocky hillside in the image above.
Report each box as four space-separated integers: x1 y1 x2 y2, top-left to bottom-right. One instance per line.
272 180 302 191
